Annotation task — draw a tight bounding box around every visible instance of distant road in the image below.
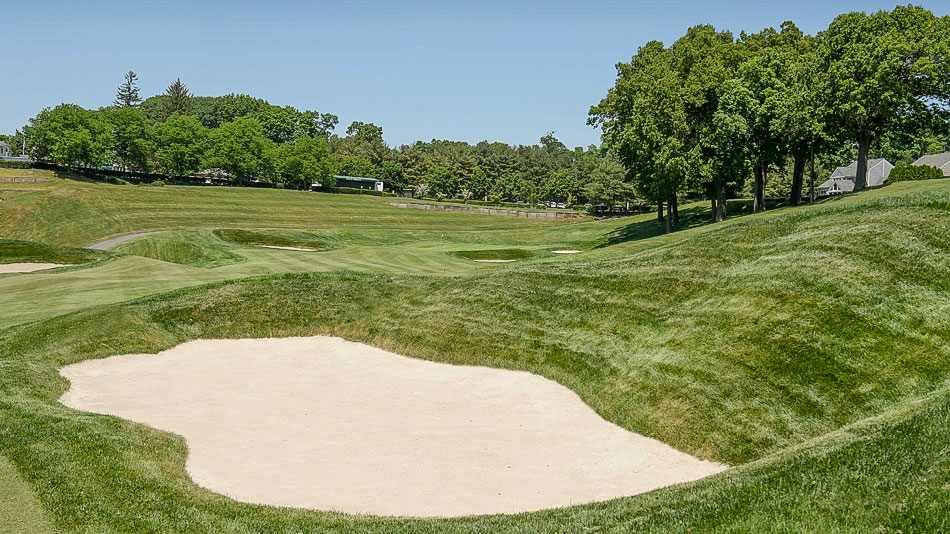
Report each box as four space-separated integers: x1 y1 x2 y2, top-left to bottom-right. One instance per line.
84 231 169 250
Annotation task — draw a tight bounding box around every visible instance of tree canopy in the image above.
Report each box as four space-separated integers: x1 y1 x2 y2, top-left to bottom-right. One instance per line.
590 5 950 230
12 5 949 220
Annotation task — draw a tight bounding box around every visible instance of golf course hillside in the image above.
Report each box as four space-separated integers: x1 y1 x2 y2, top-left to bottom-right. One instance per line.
1 172 949 531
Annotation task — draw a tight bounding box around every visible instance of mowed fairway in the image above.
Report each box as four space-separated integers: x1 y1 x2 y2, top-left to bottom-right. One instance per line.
0 170 638 328
2 170 950 531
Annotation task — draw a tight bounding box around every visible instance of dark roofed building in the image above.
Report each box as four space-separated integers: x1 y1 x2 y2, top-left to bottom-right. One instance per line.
313 175 384 191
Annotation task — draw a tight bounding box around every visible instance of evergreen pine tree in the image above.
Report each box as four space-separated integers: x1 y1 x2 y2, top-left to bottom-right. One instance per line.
113 71 142 108
162 78 192 118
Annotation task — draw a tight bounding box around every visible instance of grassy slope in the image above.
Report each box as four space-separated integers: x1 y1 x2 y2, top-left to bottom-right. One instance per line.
0 239 106 266
111 231 247 268
0 174 585 247
213 228 336 250
4 295 949 532
0 174 816 330
1 176 950 531
452 248 545 260
0 456 52 534
13 186 949 466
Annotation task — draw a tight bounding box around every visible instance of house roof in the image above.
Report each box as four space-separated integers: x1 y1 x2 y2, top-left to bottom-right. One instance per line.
912 152 950 169
831 158 890 179
194 168 232 178
0 141 10 149
817 178 856 193
334 175 381 183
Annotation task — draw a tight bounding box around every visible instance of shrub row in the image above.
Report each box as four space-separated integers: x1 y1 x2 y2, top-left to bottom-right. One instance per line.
889 164 944 182
418 197 537 209
0 161 32 169
321 186 396 197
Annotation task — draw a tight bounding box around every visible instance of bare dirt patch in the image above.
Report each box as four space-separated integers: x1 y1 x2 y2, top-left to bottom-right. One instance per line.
551 250 583 254
59 336 727 517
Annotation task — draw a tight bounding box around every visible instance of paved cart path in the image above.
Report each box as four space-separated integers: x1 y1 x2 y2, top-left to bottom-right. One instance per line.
84 231 169 250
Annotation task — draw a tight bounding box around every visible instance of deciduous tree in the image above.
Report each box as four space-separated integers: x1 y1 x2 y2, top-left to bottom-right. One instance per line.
24 104 111 167
821 6 950 190
205 117 273 184
103 106 152 171
272 134 335 189
153 113 207 177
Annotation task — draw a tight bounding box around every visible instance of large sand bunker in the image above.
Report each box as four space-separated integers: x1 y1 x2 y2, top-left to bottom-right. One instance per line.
0 263 69 274
59 336 726 517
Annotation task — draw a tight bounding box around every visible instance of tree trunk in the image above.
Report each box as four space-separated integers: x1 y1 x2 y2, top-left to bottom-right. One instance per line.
809 146 817 204
714 178 727 222
854 135 871 191
657 201 664 222
753 164 765 213
665 200 673 233
672 195 679 226
710 196 718 222
790 151 806 206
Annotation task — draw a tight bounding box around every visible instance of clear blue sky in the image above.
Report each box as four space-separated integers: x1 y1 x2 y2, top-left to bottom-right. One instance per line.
2 1 947 148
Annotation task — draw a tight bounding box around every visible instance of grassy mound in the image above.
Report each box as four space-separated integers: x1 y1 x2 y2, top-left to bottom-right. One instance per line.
214 229 334 251
1 178 950 530
451 248 542 261
111 232 246 268
0 239 105 266
0 179 578 247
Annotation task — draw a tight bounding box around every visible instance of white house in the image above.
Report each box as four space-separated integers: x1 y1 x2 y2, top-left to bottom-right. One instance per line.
0 141 11 158
911 152 950 177
817 158 893 196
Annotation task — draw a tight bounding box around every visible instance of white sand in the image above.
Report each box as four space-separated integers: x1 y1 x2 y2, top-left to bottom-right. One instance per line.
552 250 583 254
59 336 727 517
0 263 69 274
472 259 516 263
258 245 318 252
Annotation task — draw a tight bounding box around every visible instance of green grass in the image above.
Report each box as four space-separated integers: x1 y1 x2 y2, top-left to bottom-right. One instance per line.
0 456 53 534
111 231 246 268
0 239 106 266
214 228 335 251
451 248 544 261
1 175 950 531
0 174 586 247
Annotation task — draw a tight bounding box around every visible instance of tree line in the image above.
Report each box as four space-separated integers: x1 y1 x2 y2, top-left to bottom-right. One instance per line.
8 74 624 204
4 5 948 216
589 4 950 231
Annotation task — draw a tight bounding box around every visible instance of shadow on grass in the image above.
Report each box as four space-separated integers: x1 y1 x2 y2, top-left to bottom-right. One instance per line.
595 199 790 249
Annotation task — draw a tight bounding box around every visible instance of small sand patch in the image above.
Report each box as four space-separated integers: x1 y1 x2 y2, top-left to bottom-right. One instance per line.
0 263 70 274
552 250 583 254
59 336 727 517
258 245 318 252
472 259 516 263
